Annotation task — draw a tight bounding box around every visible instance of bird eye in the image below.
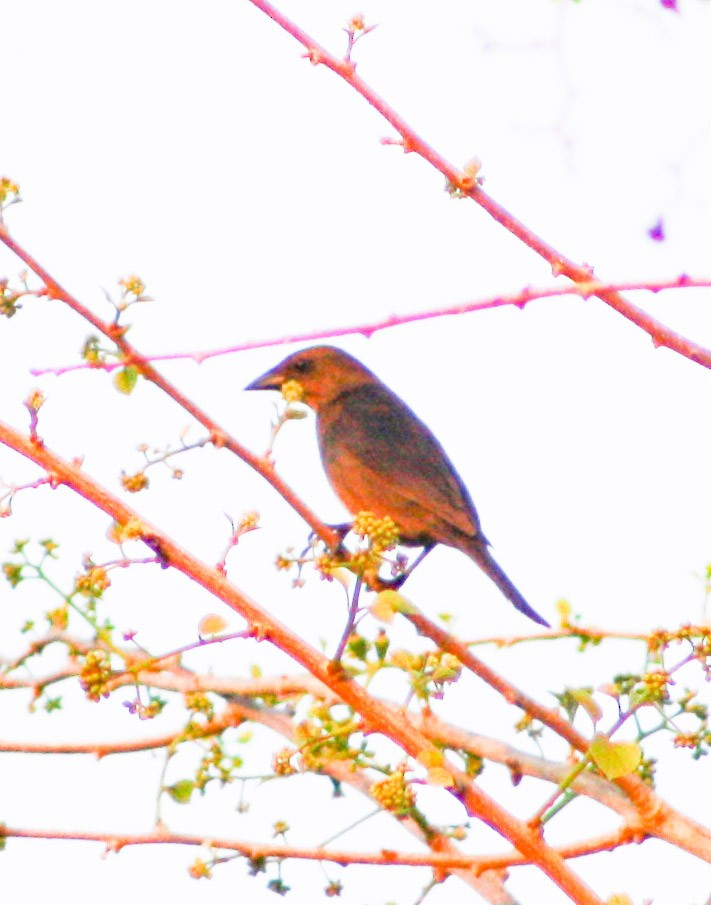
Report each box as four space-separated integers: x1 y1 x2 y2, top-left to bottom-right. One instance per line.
293 360 312 374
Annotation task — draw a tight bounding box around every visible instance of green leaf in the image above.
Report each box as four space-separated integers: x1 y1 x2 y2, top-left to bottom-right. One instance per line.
165 780 195 804
428 766 455 787
589 735 642 780
347 633 370 660
371 589 415 622
555 686 602 723
113 365 139 395
569 688 602 725
390 650 424 671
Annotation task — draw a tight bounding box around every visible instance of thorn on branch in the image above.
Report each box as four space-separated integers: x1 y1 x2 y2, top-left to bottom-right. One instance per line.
445 159 484 199
250 621 270 642
302 49 323 66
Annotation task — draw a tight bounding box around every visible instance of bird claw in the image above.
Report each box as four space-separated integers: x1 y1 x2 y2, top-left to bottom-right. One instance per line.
370 572 408 592
308 522 353 556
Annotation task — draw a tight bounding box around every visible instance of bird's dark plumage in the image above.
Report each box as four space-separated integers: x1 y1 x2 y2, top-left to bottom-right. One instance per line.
246 345 548 626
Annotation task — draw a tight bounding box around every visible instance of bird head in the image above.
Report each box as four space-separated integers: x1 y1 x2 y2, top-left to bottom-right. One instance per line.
245 346 375 412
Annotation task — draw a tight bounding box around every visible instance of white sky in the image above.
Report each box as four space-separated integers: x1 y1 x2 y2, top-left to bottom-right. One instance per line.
1 1 711 903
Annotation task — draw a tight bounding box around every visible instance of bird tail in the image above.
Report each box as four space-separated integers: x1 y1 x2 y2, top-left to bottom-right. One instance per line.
468 542 549 627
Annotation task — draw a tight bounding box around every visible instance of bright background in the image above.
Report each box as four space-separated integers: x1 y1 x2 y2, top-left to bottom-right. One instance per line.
1 1 710 903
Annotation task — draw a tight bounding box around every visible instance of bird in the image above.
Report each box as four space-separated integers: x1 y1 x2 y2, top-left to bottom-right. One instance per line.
245 345 549 626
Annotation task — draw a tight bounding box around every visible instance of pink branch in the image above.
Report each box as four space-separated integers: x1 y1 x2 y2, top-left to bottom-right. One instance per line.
246 0 711 370
26 275 711 377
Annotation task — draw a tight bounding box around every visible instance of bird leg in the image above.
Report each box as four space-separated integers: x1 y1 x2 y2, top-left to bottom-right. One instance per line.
328 522 356 545
358 544 435 592
312 525 434 593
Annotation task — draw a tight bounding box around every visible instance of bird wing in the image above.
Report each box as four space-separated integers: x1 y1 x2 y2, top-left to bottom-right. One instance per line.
317 383 482 544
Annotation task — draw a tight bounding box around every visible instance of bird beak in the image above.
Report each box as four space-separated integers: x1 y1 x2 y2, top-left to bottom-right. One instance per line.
244 365 285 392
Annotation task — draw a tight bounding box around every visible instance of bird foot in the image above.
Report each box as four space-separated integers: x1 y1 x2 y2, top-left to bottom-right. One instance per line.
362 572 408 593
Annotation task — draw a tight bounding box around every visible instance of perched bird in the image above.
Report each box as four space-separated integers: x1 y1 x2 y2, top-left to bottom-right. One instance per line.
246 345 548 626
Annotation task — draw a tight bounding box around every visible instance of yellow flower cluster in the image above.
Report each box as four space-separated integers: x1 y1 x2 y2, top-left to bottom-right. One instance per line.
425 651 462 684
46 606 69 630
640 670 671 703
121 471 149 493
352 511 399 551
79 649 112 701
673 733 701 750
370 769 416 814
188 858 212 880
0 177 20 204
272 747 298 776
108 517 146 544
25 389 45 412
238 510 260 531
647 624 711 656
281 379 304 403
74 566 111 598
316 511 401 588
184 692 214 719
275 554 294 572
119 275 146 297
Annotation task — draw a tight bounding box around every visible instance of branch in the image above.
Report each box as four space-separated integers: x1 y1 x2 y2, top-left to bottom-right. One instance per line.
246 0 711 370
405 611 711 863
468 625 654 648
0 655 641 822
414 713 636 824
27 276 711 377
0 419 606 905
216 696 520 903
0 222 340 552
0 665 515 902
0 693 636 898
2 421 708 868
0 824 637 873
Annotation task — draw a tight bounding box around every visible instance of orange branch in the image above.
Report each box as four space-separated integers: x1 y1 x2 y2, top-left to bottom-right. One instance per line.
0 222 339 551
405 611 711 863
0 418 606 905
0 824 635 872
